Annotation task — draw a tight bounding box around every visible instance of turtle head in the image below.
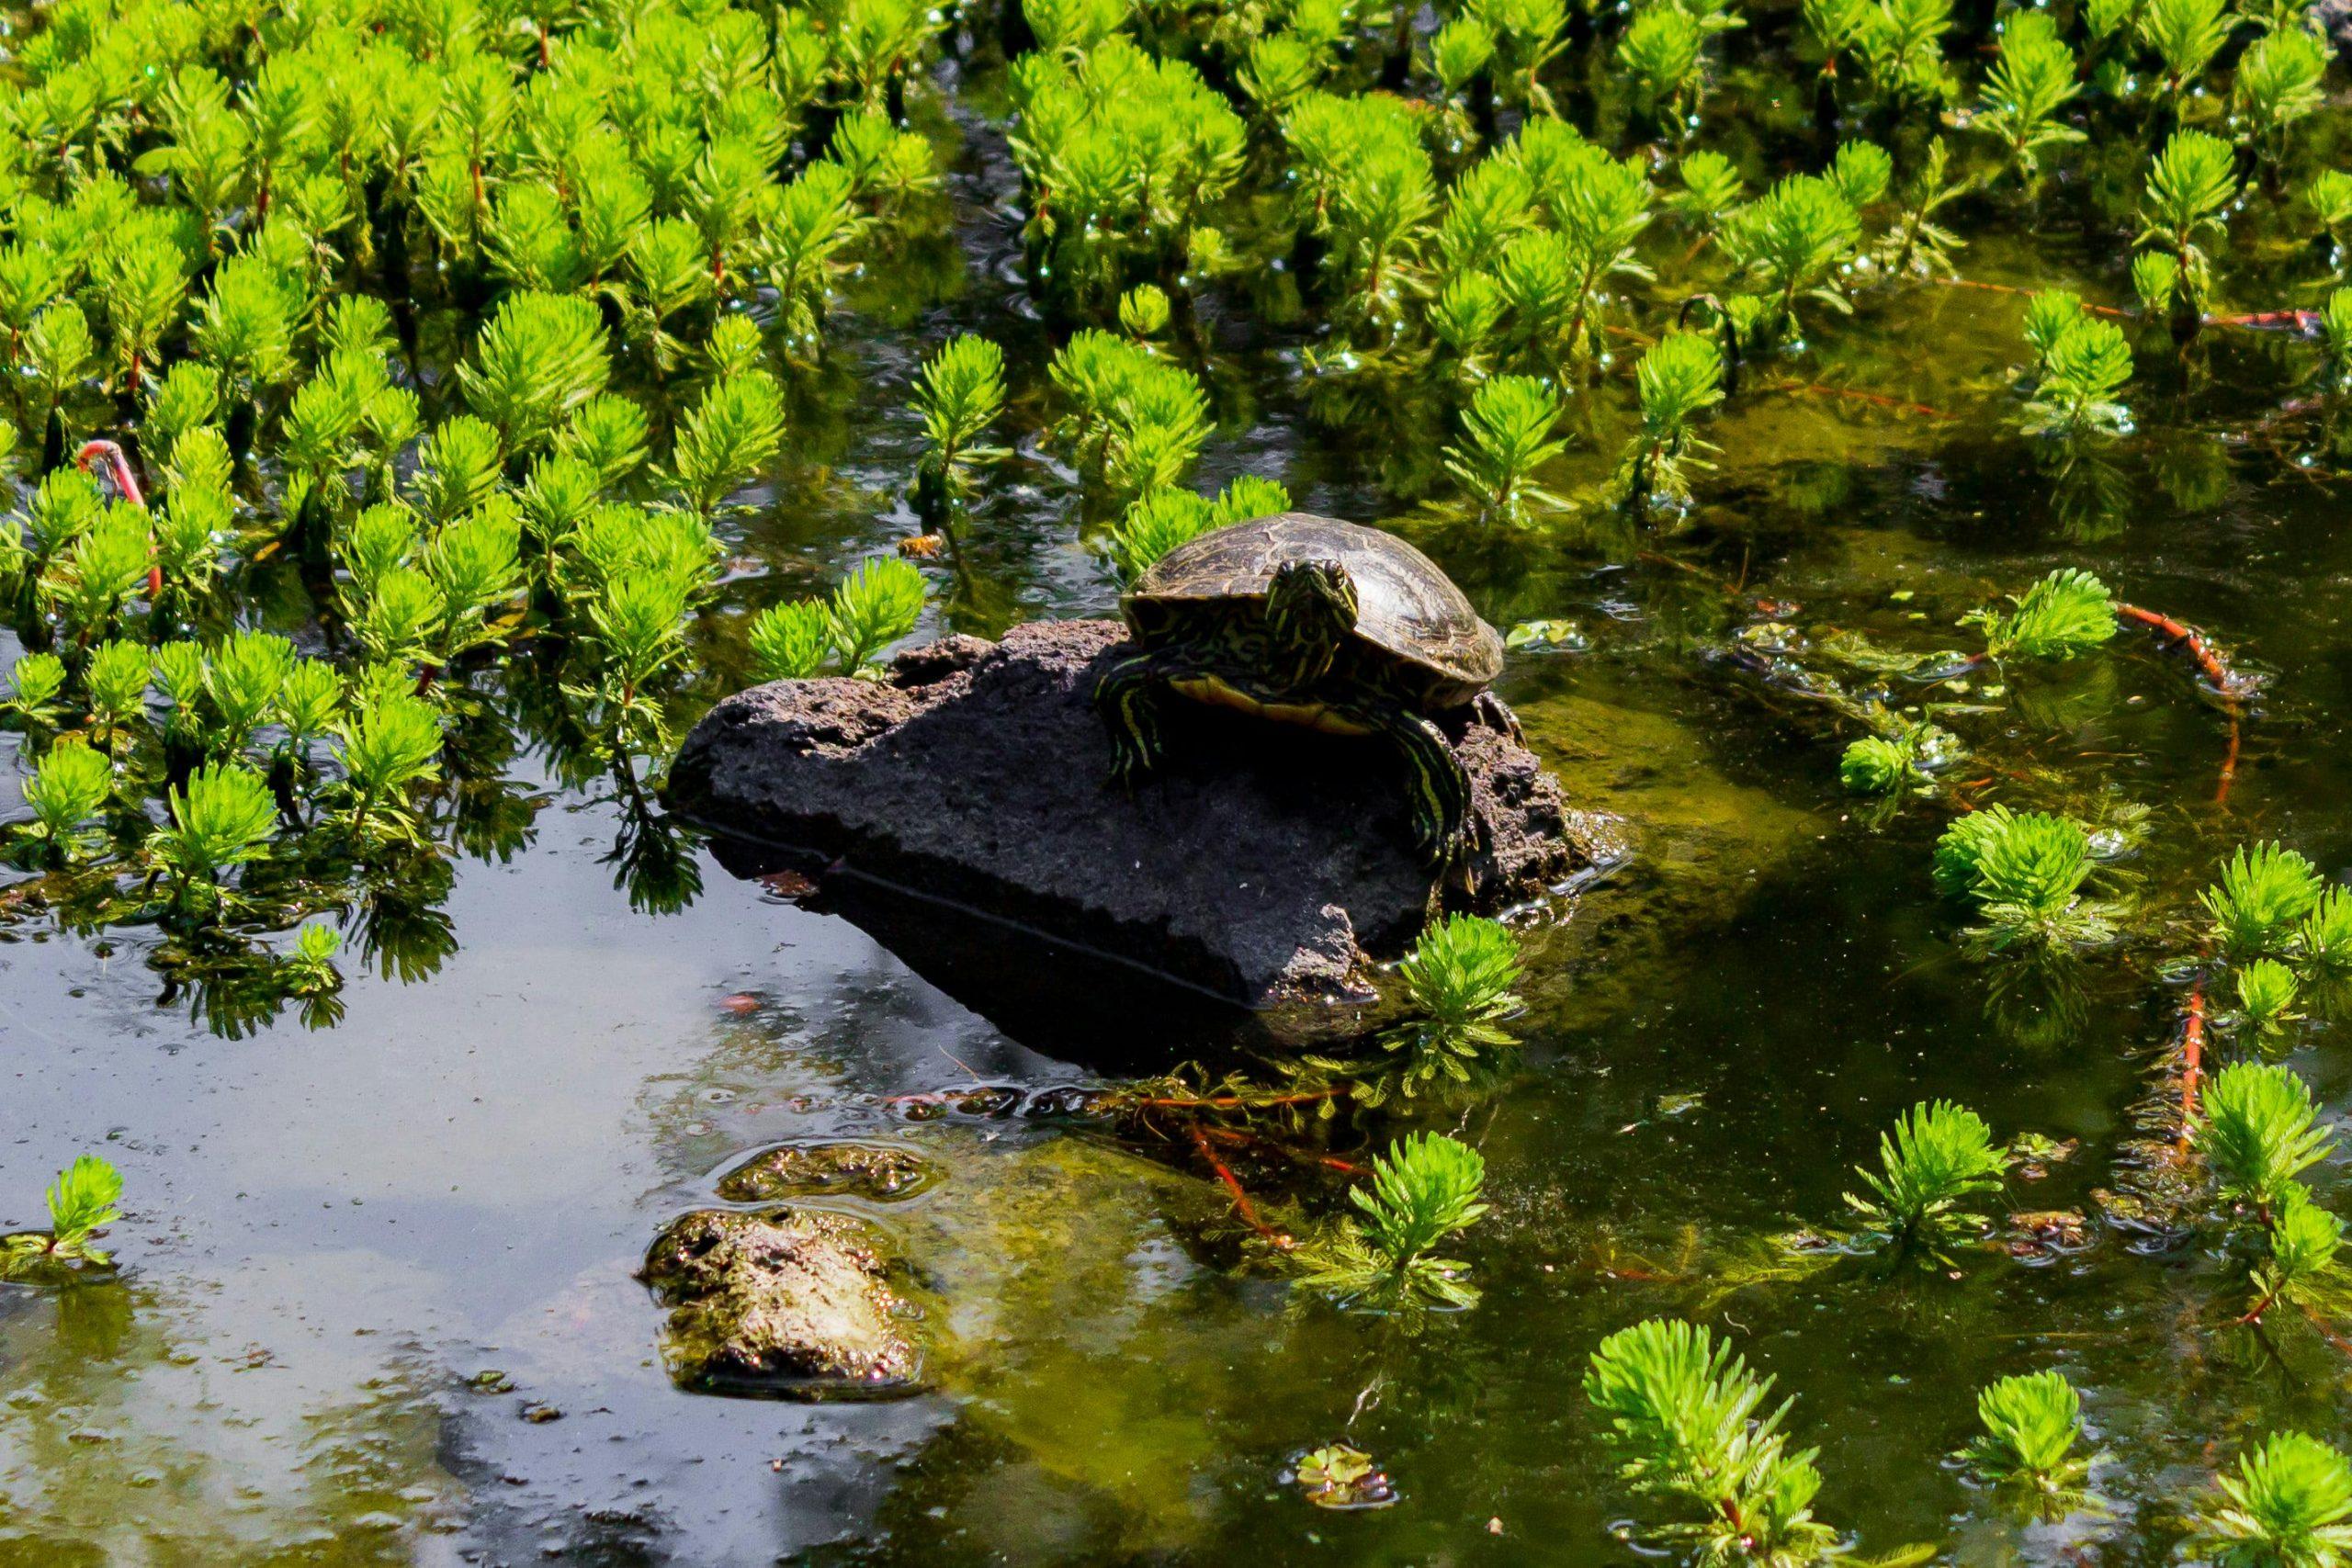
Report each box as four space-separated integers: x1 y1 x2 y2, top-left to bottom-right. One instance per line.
1264 558 1357 689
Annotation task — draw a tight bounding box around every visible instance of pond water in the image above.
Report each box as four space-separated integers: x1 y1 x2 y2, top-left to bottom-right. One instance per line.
6 4 2352 1564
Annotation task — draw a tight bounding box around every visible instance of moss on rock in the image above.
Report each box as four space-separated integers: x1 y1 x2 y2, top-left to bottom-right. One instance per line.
639 1208 924 1399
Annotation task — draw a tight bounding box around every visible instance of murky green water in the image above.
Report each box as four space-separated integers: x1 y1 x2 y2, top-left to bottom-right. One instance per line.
9 7 2352 1564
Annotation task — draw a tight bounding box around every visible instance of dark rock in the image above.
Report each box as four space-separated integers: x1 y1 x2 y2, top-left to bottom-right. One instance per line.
670 620 1615 1010
2323 0 2351 54
639 1209 923 1399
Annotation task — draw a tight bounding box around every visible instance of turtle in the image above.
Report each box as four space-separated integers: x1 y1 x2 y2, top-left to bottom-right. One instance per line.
1093 513 1519 866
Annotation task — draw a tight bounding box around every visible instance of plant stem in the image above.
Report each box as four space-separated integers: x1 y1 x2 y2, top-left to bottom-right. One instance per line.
1188 1122 1293 1249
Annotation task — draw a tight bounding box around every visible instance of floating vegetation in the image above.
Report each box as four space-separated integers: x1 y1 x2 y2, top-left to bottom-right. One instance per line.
1843 1100 2012 1264
1956 1371 2098 1515
3 1155 124 1278
1585 1318 1847 1564
1292 1132 1488 1311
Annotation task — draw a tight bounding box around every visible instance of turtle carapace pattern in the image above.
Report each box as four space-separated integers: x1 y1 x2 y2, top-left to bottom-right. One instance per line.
1093 513 1519 867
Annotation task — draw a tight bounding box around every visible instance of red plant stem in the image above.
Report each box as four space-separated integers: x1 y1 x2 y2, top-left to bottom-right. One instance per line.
2204 309 2323 335
2116 604 2239 694
2177 980 2207 1149
1202 1122 1362 1175
1189 1123 1292 1250
1929 276 2133 318
1758 378 1950 421
77 439 160 597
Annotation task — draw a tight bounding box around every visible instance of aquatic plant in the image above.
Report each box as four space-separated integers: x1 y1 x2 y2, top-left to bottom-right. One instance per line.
1380 914 1524 1093
1971 568 2118 660
1106 476 1293 580
2193 1063 2334 1218
1619 332 1724 514
2232 28 2328 172
911 334 1009 523
1844 1099 2010 1258
3 652 68 730
2021 318 2132 437
1973 15 2082 184
1839 733 1918 795
831 558 929 673
1958 1370 2093 1500
2245 1185 2345 1325
15 740 112 863
2137 0 2231 97
1294 1132 1487 1309
1933 809 2110 952
1442 376 1566 524
2201 843 2324 959
2137 130 2239 328
333 693 445 843
280 924 345 999
2297 887 2352 971
2188 1432 2352 1568
149 761 278 913
3 1155 124 1272
1584 1317 1841 1564
2234 959 2302 1039
1726 172 1860 343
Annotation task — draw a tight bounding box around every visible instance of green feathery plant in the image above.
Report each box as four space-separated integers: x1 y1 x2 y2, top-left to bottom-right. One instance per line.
1933 808 2111 952
1619 332 1724 516
1958 1371 2095 1505
2245 1184 2346 1325
1969 568 2119 660
2137 0 2231 98
14 740 113 864
911 334 1010 525
1727 172 1860 344
1442 375 1567 525
3 652 68 730
2324 291 2352 392
1839 733 1919 795
3 1155 124 1273
1973 14 2083 186
1293 1132 1488 1310
748 558 930 681
85 639 153 748
2022 317 2133 437
282 923 344 998
332 692 445 844
1377 915 1524 1095
1844 1099 2011 1259
2232 28 2327 173
2137 130 2239 331
1584 1318 1843 1565
2297 886 2352 972
149 761 278 914
2194 1062 2335 1219
2188 1432 2352 1568
2235 959 2303 1040
1105 477 1292 581
2202 843 2324 959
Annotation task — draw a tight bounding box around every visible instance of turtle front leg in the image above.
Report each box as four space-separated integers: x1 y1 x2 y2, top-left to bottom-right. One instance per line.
1093 650 1173 789
1473 691 1524 745
1358 706 1475 869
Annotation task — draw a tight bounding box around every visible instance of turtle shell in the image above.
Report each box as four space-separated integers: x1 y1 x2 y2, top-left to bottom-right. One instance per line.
1126 513 1504 692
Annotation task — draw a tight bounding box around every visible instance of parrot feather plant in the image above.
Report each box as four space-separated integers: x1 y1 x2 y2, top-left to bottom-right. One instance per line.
3 1155 125 1277
1291 1131 1490 1310
1957 1371 2098 1517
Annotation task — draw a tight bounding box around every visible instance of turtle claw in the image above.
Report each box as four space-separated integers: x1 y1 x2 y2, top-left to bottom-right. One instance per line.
1473 692 1524 745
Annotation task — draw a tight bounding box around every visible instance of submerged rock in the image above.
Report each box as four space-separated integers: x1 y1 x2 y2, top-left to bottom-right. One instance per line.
669 620 1613 1009
639 1208 923 1399
717 1141 937 1203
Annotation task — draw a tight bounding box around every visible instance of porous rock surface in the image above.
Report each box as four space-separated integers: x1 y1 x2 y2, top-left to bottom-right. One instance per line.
669 619 1611 1006
639 1208 922 1398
